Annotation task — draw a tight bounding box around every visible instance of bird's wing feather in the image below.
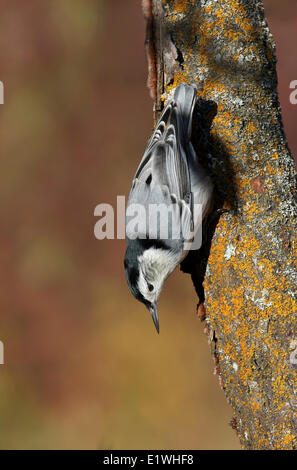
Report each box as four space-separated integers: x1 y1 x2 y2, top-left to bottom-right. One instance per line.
132 101 191 202
151 106 191 202
127 85 200 245
134 103 172 181
126 179 192 248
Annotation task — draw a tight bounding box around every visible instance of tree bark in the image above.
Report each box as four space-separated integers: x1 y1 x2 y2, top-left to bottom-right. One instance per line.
144 0 297 450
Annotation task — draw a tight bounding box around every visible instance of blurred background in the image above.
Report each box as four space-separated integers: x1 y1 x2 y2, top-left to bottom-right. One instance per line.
0 0 296 450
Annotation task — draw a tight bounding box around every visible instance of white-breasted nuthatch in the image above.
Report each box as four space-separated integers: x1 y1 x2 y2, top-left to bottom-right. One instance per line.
124 83 213 333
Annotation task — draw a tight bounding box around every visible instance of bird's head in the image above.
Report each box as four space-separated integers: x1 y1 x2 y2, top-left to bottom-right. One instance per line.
124 240 176 333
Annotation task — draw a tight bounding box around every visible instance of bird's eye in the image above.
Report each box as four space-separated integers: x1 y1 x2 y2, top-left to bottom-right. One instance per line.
148 283 154 292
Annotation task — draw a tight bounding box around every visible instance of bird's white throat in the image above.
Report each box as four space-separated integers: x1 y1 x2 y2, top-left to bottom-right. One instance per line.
137 247 181 298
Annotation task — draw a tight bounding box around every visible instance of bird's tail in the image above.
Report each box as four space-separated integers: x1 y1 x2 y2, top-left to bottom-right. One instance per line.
173 83 197 141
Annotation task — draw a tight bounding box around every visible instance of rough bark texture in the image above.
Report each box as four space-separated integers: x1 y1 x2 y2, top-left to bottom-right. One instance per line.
146 0 297 449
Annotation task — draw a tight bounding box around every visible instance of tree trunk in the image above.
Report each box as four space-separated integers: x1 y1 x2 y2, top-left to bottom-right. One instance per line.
144 0 297 450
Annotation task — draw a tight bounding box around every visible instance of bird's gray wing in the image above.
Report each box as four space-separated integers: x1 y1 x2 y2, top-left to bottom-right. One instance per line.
133 97 192 201
150 105 191 202
126 179 192 249
127 85 198 244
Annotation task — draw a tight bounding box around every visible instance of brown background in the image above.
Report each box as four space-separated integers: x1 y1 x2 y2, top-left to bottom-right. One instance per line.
0 0 296 449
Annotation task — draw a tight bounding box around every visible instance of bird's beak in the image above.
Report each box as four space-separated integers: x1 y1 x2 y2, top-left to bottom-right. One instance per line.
149 304 159 334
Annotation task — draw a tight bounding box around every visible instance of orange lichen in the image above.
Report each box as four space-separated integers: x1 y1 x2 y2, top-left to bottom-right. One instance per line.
171 0 195 14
